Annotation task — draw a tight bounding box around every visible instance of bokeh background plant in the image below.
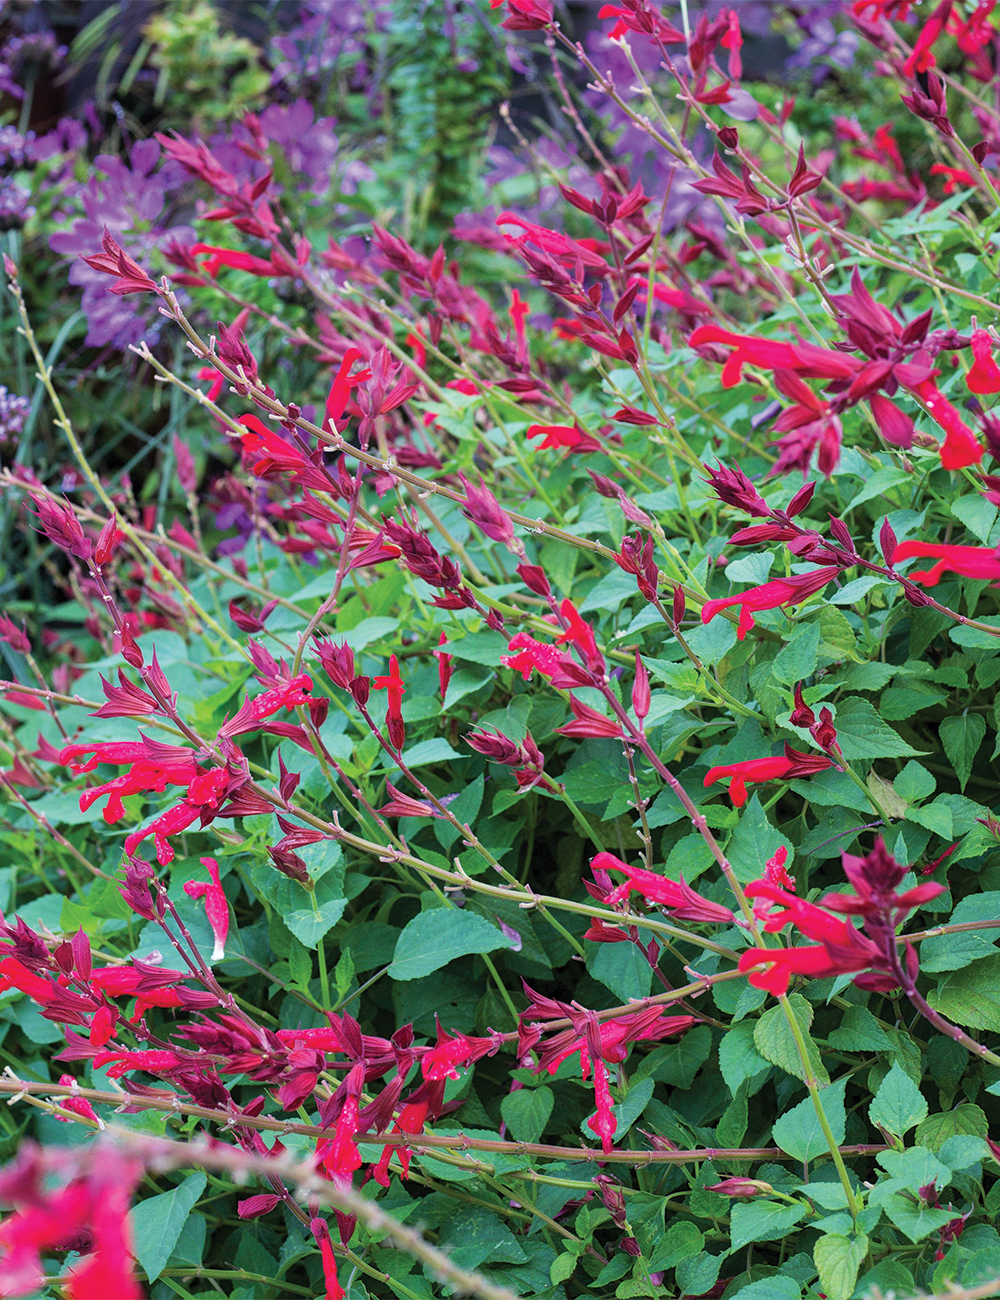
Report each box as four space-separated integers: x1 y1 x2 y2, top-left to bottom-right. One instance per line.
4 2 1000 1299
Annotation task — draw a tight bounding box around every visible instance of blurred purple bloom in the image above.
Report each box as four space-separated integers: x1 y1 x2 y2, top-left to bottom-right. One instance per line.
0 178 32 230
48 140 193 349
0 386 30 449
787 3 858 82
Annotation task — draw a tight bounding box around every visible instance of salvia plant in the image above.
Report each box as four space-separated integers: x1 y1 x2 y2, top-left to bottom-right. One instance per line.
7 2 1000 1299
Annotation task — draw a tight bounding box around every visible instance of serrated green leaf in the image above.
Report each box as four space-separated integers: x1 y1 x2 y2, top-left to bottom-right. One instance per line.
388 908 513 980
772 1080 846 1163
131 1172 207 1282
869 1064 928 1137
753 994 828 1085
929 953 1000 1031
730 1199 808 1251
813 1234 867 1300
501 1086 553 1143
940 713 986 792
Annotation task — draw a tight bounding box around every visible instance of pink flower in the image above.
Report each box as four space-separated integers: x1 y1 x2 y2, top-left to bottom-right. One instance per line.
183 856 229 961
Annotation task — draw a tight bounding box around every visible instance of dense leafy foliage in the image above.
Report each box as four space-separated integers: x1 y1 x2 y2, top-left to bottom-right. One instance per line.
4 3 1000 1300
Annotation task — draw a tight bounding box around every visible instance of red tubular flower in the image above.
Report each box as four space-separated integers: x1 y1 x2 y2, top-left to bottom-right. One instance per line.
893 540 1000 585
557 697 622 738
910 378 984 468
689 324 859 388
967 329 1000 394
496 212 606 269
526 423 598 451
765 846 796 891
81 227 158 295
183 856 229 961
930 163 976 195
500 633 587 685
325 348 371 430
373 654 406 752
704 743 832 807
60 741 202 825
310 1217 345 1300
587 1056 617 1153
592 853 736 922
190 242 280 278
738 943 854 995
701 567 837 640
236 414 309 478
556 600 605 673
902 0 953 75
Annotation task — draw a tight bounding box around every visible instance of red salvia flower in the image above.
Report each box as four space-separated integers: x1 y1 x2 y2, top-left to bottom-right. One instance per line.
701 567 837 640
704 743 832 808
555 600 605 673
910 378 984 467
236 414 309 478
592 852 736 922
373 654 406 752
81 227 158 296
894 540 1000 585
764 846 796 891
689 324 859 388
526 423 599 451
967 329 1000 394
739 838 943 995
325 347 371 430
183 856 229 961
902 0 953 75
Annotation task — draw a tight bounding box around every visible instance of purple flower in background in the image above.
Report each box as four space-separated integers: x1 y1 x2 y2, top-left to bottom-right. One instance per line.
786 2 858 82
49 139 194 350
269 0 390 99
0 177 32 230
0 387 30 450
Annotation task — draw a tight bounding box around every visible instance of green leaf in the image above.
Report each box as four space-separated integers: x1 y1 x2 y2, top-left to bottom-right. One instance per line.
753 994 829 1085
388 908 513 980
939 714 987 792
813 1234 867 1300
588 939 653 1002
827 1005 892 1052
634 1025 712 1089
920 893 1000 972
952 494 998 543
832 697 924 761
501 1086 553 1143
439 1205 528 1270
647 1221 704 1272
249 862 346 950
869 1064 928 1137
727 795 791 884
131 1172 207 1282
730 1199 808 1251
772 622 820 686
772 1080 847 1163
894 761 936 804
387 737 463 769
719 1021 771 1095
915 1104 988 1151
550 1251 578 1285
880 1193 954 1243
929 953 1000 1031
674 1252 721 1295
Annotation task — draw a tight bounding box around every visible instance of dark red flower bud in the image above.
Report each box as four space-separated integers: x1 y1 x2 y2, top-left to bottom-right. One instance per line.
718 126 739 150
516 563 551 597
349 675 371 706
786 481 816 518
879 517 897 566
672 585 686 626
315 639 355 690
632 650 650 720
789 683 815 730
